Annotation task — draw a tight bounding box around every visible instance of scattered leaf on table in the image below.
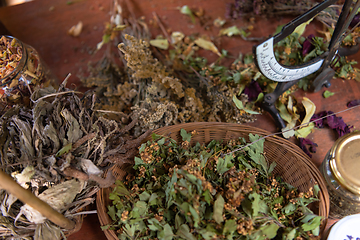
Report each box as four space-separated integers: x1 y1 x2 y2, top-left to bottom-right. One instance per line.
171 31 184 44
194 38 221 56
213 17 226 27
323 90 335 98
180 5 195 24
219 25 249 37
149 39 169 50
301 97 316 125
68 21 83 37
295 122 315 138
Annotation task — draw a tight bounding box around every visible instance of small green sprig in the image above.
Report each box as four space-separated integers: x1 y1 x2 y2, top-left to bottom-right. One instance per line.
105 130 322 240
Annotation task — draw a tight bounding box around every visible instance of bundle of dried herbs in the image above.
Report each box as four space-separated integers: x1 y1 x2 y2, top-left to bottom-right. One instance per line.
105 130 322 240
0 77 150 239
225 0 341 28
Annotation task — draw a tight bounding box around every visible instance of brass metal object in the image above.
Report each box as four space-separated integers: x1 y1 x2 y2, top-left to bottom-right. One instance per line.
321 131 360 218
329 131 360 194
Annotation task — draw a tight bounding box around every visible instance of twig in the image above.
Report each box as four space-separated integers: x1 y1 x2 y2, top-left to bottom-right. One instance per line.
152 12 172 44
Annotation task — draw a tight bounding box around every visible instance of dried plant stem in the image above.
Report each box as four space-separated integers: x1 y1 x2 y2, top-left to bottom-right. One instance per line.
0 170 75 230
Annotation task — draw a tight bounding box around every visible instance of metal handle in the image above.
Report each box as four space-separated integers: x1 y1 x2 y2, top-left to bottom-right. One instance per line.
0 170 75 230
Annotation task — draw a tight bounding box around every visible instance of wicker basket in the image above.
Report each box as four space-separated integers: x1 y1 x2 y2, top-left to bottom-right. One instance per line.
96 122 330 240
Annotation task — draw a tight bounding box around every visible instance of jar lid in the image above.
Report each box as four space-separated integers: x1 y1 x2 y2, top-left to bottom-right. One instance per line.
327 214 360 240
330 131 360 195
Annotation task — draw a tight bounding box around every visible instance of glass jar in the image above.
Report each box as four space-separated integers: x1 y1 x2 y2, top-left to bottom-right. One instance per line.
0 35 55 105
320 131 360 219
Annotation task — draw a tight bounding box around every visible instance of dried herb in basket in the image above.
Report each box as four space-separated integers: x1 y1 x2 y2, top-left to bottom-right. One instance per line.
105 130 322 240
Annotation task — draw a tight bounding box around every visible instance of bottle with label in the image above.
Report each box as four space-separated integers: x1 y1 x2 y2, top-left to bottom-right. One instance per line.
320 131 360 218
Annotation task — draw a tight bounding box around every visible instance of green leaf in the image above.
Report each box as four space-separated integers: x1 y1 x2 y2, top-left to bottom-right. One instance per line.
202 189 212 205
157 137 166 146
189 205 200 227
233 72 241 83
148 218 162 231
134 157 143 167
260 223 279 239
135 201 148 216
150 39 169 50
216 155 234 174
55 143 72 157
139 191 151 201
223 219 237 234
313 184 320 197
176 224 197 240
283 203 296 214
286 228 297 240
123 224 136 237
180 129 192 142
213 194 224 224
249 192 261 217
268 161 276 175
233 95 260 115
301 216 322 231
113 180 130 196
199 228 217 240
323 90 335 98
107 205 116 221
139 143 146 153
180 6 196 24
148 193 158 206
158 224 174 240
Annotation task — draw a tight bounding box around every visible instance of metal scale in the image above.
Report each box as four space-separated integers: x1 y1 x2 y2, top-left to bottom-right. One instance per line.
254 0 360 130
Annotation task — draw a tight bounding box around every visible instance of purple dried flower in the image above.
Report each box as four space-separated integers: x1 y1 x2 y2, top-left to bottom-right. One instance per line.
298 137 318 158
347 99 360 108
243 80 262 101
311 111 352 137
302 34 315 57
350 13 360 28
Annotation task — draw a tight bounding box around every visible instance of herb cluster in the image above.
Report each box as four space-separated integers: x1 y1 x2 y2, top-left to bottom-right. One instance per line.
105 130 322 240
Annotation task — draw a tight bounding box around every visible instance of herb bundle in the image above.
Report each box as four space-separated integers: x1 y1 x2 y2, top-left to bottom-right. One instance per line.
0 79 150 239
105 130 322 240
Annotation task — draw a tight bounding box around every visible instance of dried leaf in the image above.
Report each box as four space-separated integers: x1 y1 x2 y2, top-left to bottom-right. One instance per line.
213 194 224 224
149 39 169 50
180 6 195 24
301 97 316 125
294 18 314 36
194 38 221 56
171 31 184 44
68 21 83 37
61 109 83 143
219 25 243 37
34 222 61 240
19 179 84 224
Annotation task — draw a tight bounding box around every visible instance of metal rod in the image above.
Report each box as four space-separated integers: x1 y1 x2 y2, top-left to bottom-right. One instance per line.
0 169 75 230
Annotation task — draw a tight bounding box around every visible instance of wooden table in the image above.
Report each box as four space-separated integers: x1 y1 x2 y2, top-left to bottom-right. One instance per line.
1 0 360 239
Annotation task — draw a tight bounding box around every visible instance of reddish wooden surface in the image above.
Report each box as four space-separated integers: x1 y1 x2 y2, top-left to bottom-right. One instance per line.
1 0 360 239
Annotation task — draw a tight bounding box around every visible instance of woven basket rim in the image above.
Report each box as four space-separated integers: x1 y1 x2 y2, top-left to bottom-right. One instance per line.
96 122 330 240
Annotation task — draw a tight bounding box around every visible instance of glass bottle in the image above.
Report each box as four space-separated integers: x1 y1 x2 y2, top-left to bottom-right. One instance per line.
0 35 56 106
320 131 360 219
